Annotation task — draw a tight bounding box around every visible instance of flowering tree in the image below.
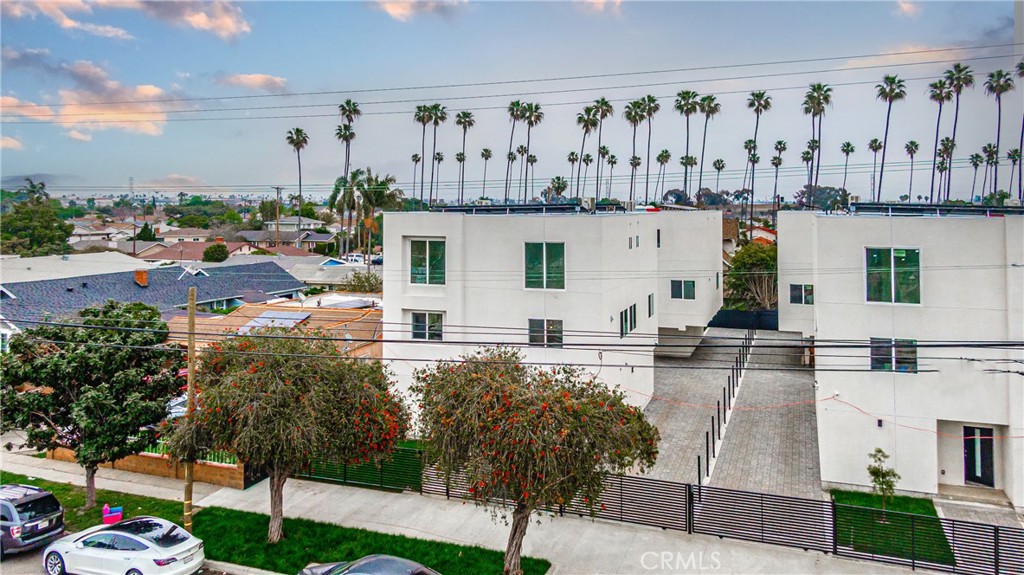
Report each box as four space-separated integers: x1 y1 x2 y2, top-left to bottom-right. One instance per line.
412 348 660 575
167 332 409 543
1 301 184 508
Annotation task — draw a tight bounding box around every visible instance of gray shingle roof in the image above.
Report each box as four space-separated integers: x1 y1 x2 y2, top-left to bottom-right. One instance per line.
299 232 337 243
0 261 304 329
238 230 301 243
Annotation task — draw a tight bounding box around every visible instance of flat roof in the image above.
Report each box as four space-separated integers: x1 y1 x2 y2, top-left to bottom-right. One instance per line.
850 202 1024 217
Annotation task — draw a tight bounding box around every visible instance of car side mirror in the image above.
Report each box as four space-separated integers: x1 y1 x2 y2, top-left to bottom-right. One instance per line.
75 542 84 549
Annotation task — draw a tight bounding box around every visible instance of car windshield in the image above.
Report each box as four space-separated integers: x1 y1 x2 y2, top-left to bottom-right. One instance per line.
337 557 427 575
15 494 61 520
115 518 190 548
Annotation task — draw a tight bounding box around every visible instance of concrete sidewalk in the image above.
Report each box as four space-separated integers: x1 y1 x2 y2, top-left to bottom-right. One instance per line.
2 450 916 575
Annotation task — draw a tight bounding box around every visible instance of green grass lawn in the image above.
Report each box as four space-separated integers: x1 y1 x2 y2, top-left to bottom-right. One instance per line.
1 471 550 575
831 489 955 566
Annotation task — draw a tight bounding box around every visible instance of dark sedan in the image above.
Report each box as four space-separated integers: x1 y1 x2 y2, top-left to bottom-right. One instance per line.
300 555 439 575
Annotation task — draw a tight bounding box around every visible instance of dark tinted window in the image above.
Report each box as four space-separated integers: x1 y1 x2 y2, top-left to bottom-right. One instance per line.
112 535 149 552
1 504 14 522
116 519 190 548
15 494 61 520
82 534 115 549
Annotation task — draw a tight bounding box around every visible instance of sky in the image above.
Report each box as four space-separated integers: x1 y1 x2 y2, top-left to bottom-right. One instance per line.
1 0 1022 205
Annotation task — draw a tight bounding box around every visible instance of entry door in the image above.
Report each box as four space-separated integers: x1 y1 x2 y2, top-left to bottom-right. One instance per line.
963 426 995 487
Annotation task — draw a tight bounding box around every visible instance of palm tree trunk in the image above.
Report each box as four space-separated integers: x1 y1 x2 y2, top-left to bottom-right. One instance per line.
751 113 761 236
524 126 533 202
971 166 978 200
773 165 780 225
742 159 749 190
947 93 962 201
808 115 816 191
429 125 438 205
644 120 653 204
482 159 488 200
1018 111 1023 201
715 170 721 194
908 156 914 198
583 163 590 199
420 125 427 206
994 96 1002 194
878 102 893 201
842 155 850 191
411 162 417 211
460 129 467 203
504 122 517 202
814 114 824 187
872 153 878 201
519 155 526 203
929 103 943 203
296 150 303 227
981 163 989 199
576 133 588 199
595 120 604 199
698 117 710 193
684 115 692 194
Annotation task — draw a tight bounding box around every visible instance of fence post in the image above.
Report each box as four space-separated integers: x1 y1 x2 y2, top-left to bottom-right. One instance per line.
686 483 694 534
724 386 729 414
910 514 916 570
994 525 1000 574
830 501 837 555
558 503 564 517
711 417 716 456
716 401 722 435
759 492 765 543
343 462 348 484
697 456 702 486
705 433 710 476
418 450 424 494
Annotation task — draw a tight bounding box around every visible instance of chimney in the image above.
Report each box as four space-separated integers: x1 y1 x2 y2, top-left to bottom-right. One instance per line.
135 268 149 288
215 236 225 243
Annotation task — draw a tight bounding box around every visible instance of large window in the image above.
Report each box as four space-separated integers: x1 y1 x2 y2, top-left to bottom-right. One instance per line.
790 284 814 305
528 319 563 348
866 248 919 304
410 240 445 285
412 312 443 341
671 280 696 300
870 337 917 372
525 242 565 289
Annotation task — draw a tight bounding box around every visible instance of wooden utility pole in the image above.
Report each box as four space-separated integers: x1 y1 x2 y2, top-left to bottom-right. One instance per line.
272 186 285 247
183 287 196 533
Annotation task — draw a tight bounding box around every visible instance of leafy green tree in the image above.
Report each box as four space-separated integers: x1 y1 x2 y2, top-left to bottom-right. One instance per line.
0 179 73 256
135 222 157 241
1 301 184 507
867 448 900 512
173 214 210 229
222 209 243 225
86 197 96 210
167 333 409 543
339 270 383 293
413 348 659 575
202 243 229 262
725 242 777 310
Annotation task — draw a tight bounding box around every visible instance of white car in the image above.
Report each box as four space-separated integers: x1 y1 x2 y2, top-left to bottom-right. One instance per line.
42 516 204 575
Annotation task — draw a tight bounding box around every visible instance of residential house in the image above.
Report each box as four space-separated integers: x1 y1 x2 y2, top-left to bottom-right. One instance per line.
73 240 170 256
381 208 722 408
202 255 361 290
264 216 324 233
722 218 740 255
750 225 777 245
238 229 337 252
777 207 1024 511
0 252 159 283
138 241 256 264
160 227 211 242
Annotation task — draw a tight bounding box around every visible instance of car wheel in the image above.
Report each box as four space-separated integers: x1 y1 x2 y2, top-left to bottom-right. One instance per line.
126 568 144 575
45 552 66 575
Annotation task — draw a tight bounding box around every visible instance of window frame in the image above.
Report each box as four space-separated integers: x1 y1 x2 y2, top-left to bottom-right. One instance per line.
870 337 918 373
410 239 446 285
789 283 814 305
648 293 654 318
670 280 683 299
411 311 444 341
683 280 696 300
524 242 565 290
528 318 563 348
866 247 920 304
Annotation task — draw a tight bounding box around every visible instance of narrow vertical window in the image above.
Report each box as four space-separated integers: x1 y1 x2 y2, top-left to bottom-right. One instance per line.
411 240 445 285
656 229 661 248
427 240 445 285
525 243 544 288
545 242 565 289
671 280 683 299
648 293 654 318
893 249 920 304
683 280 696 300
528 318 546 346
866 248 892 302
546 319 563 348
410 240 427 284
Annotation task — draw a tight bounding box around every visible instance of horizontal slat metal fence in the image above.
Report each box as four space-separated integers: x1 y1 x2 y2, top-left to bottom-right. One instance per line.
692 485 833 553
296 447 423 492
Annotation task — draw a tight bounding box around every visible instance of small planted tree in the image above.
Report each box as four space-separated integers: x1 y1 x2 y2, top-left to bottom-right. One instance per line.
725 242 778 310
867 447 901 512
167 332 409 543
1 301 185 507
202 243 229 262
413 348 660 575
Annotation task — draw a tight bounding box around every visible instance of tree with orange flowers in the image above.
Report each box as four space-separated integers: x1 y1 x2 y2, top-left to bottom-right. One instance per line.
167 331 409 543
412 348 660 575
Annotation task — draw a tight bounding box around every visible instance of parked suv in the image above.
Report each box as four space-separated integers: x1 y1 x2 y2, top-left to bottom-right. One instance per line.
1 484 66 556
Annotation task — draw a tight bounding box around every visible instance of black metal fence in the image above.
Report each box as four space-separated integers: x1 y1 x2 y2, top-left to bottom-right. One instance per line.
708 309 778 330
697 328 754 486
424 468 1024 575
296 446 423 492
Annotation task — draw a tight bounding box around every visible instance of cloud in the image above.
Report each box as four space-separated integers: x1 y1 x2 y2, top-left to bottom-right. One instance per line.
1 136 25 150
578 0 622 13
2 47 189 136
3 0 250 41
376 0 466 22
64 129 92 142
840 44 968 70
216 73 287 94
896 1 919 17
2 0 133 39
140 173 205 188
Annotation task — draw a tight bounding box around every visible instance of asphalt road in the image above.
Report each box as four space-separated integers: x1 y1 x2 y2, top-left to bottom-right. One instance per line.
1 547 228 575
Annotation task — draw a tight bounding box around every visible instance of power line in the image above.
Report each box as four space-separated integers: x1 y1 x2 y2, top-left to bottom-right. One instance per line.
4 43 1019 110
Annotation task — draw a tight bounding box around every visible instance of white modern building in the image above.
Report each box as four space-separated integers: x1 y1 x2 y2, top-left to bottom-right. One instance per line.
382 208 722 409
778 209 1024 511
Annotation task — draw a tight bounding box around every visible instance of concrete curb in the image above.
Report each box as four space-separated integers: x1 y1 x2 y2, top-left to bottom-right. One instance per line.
204 559 289 575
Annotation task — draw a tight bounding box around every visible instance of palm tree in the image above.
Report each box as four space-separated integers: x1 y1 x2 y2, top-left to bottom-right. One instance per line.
1016 59 1024 200
339 168 365 253
642 94 661 203
567 150 579 190
1007 148 1021 196
771 155 783 214
868 138 883 199
801 150 814 203
455 111 475 203
628 155 642 202
433 152 445 203
623 100 645 203
809 83 832 186
655 149 671 198
549 176 569 200
712 158 725 193
521 102 544 201
674 90 701 194
410 154 421 210
576 106 599 199
480 148 493 200
581 153 594 197
335 123 356 179
905 140 919 198
747 152 760 231
455 151 466 203
746 90 772 207
681 156 697 194
503 100 525 203
981 143 998 198
927 79 953 202
516 144 529 201
359 168 403 266
414 105 432 205
427 104 448 205
944 63 974 201
742 139 757 189
875 75 907 200
527 154 537 201
806 139 819 195
968 152 983 200
840 141 855 191
697 94 721 193
937 158 949 197
984 69 1015 194
592 98 614 199
285 127 309 226
605 154 618 199
337 99 361 178
802 85 821 189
